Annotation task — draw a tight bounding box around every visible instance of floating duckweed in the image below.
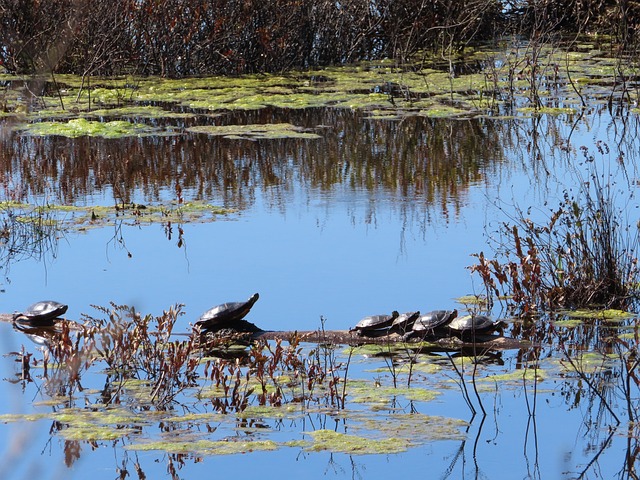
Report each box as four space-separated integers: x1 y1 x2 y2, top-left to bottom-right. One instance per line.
564 309 635 320
127 439 279 455
553 318 585 328
59 425 135 441
19 118 161 138
236 404 304 419
186 123 321 140
0 413 48 423
482 368 545 383
347 379 439 405
1 44 633 123
560 352 619 374
305 429 412 454
356 413 468 443
455 295 489 306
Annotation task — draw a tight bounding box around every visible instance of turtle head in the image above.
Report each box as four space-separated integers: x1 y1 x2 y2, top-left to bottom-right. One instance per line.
248 293 260 305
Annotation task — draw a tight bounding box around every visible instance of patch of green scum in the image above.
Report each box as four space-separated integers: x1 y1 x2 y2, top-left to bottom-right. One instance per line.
186 123 321 140
553 318 585 328
618 332 639 340
347 379 439 405
236 404 304 419
59 425 136 441
345 343 409 357
3 44 634 121
482 368 545 384
563 309 635 320
367 360 441 376
28 201 233 232
304 429 413 455
355 413 468 443
83 105 195 119
53 407 146 426
163 412 224 423
14 215 57 226
455 295 489 306
364 110 403 120
127 439 279 455
560 352 620 374
0 413 49 423
517 106 578 115
420 104 470 118
18 118 162 138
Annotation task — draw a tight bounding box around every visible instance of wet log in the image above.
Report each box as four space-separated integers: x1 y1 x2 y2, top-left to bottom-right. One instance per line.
252 329 528 351
0 313 528 352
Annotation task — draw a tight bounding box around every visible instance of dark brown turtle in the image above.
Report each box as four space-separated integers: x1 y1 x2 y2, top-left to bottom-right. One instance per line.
404 309 457 340
194 293 260 333
350 311 399 336
13 300 68 327
390 311 420 333
447 314 499 337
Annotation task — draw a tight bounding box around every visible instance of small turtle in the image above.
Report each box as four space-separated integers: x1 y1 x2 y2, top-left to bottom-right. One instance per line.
13 300 68 327
447 314 499 337
406 309 457 339
194 293 260 333
390 311 420 333
350 311 399 336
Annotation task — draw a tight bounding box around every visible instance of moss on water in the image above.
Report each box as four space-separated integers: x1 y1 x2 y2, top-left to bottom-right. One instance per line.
19 118 163 138
563 309 635 321
127 439 279 455
347 379 439 405
3 201 233 233
4 41 630 127
186 123 321 140
304 429 412 454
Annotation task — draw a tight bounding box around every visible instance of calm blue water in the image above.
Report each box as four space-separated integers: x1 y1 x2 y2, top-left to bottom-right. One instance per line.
0 102 639 478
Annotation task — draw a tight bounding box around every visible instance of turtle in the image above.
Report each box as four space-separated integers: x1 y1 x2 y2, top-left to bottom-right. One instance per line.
390 311 420 333
13 300 68 327
405 309 457 340
194 293 260 333
350 310 399 336
447 314 499 337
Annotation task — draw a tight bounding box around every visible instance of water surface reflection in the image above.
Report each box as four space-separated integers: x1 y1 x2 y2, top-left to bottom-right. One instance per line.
0 91 639 480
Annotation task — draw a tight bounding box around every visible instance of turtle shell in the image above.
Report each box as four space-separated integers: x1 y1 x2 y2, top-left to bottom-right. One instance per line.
13 300 68 326
390 311 420 332
351 311 399 334
447 314 496 335
195 293 259 332
412 309 457 332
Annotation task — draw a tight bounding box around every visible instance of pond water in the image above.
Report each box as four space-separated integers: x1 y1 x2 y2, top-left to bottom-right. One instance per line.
1 44 640 479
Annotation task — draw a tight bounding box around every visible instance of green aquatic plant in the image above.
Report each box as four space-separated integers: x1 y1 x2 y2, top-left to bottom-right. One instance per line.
18 118 164 138
186 123 321 140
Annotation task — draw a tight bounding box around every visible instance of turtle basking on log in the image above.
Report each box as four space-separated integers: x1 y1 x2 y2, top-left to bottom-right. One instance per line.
350 311 400 337
404 309 458 340
194 293 261 334
13 300 69 327
447 314 503 338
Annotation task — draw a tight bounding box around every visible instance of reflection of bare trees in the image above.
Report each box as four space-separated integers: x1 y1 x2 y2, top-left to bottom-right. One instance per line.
0 203 61 280
0 109 509 220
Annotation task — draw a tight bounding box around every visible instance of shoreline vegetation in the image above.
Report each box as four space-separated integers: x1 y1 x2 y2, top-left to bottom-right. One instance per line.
1 0 638 78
